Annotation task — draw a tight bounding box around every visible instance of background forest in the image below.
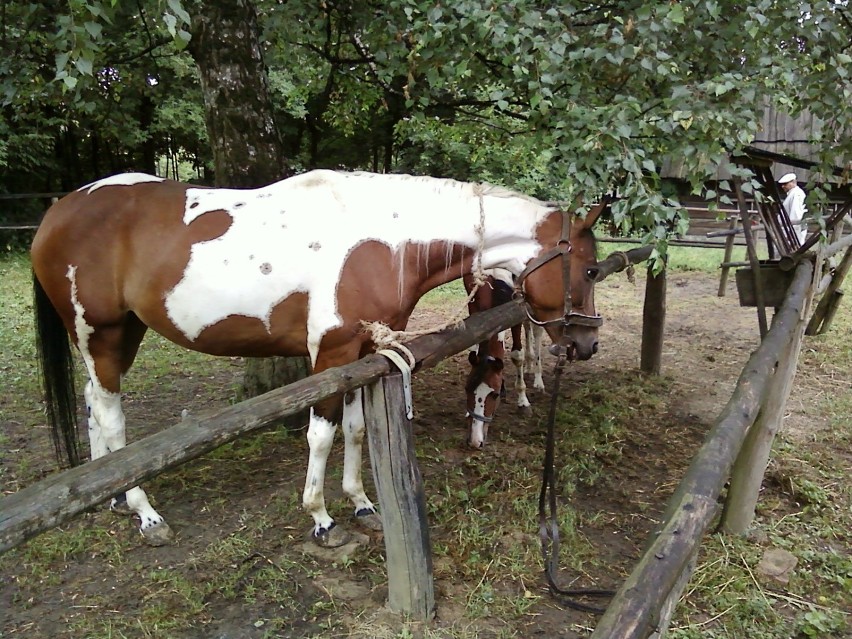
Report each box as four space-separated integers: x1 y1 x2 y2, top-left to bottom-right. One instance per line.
0 0 849 241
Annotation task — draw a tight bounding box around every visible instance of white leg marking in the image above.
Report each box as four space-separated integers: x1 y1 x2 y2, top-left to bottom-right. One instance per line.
84 380 108 461
303 410 337 534
469 382 492 448
510 349 530 408
86 378 166 533
341 389 375 515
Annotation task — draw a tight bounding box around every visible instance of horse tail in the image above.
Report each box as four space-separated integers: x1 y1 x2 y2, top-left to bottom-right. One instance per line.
33 271 81 467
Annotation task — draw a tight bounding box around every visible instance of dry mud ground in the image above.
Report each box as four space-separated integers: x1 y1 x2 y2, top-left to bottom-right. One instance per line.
1 269 848 638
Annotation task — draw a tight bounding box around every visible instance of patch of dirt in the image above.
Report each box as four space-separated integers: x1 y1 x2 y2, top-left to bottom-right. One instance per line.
0 270 840 638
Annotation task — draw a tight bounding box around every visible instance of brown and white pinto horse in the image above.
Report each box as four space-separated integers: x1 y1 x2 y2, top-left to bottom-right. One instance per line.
31 170 603 548
463 269 544 448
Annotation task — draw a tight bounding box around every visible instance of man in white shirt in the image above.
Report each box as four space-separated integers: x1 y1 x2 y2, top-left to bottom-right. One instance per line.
778 172 807 244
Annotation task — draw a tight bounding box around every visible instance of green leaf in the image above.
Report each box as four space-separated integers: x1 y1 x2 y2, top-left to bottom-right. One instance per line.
55 52 70 73
74 56 93 76
167 0 191 25
84 21 102 39
668 4 685 25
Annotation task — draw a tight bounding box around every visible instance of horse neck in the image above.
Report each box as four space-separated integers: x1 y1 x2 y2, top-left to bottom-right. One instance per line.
404 189 554 297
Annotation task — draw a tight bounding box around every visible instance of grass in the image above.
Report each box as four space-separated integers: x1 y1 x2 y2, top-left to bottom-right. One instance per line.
2 246 850 638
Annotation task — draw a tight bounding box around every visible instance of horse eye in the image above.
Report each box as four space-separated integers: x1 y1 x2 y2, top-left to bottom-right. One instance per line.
586 267 600 281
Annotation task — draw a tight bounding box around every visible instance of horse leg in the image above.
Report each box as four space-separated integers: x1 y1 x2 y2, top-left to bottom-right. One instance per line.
84 320 172 546
511 325 530 409
303 392 352 548
341 388 382 531
529 323 545 391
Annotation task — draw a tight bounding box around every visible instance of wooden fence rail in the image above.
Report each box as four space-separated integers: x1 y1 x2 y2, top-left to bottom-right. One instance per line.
591 259 815 638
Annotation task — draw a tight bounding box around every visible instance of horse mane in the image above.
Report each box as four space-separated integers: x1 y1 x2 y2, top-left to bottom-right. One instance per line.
348 171 550 209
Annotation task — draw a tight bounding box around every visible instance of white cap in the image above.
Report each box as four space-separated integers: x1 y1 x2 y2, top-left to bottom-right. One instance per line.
778 173 797 184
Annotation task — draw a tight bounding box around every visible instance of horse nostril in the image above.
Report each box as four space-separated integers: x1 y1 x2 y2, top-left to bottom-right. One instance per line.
592 341 599 354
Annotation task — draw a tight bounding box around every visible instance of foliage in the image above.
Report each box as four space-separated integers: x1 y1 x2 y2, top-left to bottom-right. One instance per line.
254 1 851 227
0 0 849 241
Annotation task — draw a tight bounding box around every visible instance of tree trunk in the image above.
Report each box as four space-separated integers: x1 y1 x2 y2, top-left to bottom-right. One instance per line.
188 0 309 418
189 0 290 187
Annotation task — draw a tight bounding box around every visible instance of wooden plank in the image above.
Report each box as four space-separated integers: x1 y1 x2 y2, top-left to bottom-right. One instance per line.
364 373 435 620
591 261 814 639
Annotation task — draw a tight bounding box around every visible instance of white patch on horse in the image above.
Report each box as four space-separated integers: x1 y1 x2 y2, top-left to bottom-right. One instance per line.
69 265 132 402
80 173 165 194
165 170 552 365
66 265 98 379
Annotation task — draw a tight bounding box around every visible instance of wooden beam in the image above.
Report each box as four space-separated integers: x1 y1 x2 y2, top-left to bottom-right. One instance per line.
596 245 654 281
734 178 769 337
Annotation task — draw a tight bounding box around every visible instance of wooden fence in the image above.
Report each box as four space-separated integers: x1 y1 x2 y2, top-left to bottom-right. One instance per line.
0 237 843 634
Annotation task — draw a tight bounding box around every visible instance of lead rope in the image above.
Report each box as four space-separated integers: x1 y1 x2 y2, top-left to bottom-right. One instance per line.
539 353 615 614
538 208 614 613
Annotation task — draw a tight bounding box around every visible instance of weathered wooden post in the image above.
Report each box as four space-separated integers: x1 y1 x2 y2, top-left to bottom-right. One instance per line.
717 216 739 297
806 242 852 335
364 371 435 621
640 263 666 375
720 308 809 533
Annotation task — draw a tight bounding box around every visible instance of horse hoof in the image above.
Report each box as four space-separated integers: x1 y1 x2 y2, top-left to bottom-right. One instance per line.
355 511 383 532
517 404 532 416
109 495 133 515
141 521 174 547
313 524 351 548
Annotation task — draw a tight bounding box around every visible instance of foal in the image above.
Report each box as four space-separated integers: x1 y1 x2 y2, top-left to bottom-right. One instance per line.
464 269 544 448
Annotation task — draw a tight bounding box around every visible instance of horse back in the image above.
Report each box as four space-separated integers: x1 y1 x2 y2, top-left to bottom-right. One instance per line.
31 178 197 337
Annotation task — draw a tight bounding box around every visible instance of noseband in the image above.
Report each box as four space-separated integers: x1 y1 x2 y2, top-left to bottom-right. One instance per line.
513 209 604 332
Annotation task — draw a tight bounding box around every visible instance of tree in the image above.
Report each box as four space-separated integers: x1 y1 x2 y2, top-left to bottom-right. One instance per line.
4 0 850 238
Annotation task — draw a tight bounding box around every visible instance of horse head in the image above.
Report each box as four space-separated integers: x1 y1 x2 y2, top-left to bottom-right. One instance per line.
465 350 504 449
517 203 603 362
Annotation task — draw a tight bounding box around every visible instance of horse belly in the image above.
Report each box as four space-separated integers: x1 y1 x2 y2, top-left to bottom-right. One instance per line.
137 291 312 359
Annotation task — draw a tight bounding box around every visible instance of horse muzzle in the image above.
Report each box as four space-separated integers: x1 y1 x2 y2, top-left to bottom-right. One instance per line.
548 339 598 361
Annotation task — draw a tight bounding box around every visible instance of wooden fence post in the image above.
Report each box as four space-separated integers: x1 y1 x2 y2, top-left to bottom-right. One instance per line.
640 264 666 375
806 244 852 335
717 216 739 297
364 372 435 621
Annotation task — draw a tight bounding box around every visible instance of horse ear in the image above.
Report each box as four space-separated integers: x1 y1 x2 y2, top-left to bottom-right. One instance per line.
576 197 609 231
468 351 479 366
